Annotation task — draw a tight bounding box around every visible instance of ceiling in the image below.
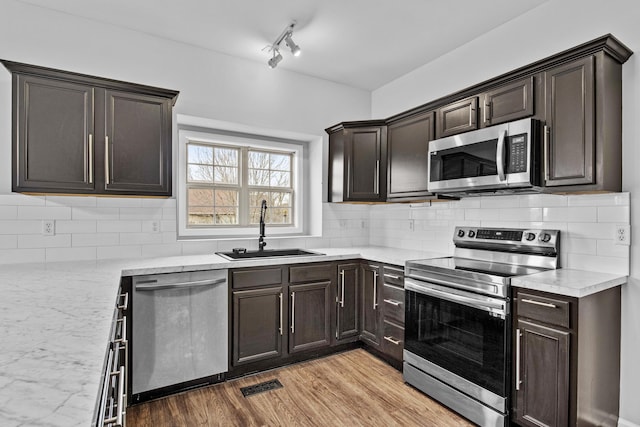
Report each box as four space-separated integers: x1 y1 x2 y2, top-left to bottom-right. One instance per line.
16 0 547 90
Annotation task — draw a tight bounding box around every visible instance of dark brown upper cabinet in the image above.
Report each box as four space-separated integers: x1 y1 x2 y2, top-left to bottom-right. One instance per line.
386 111 435 201
436 97 478 138
2 60 178 196
327 121 387 202
481 76 534 127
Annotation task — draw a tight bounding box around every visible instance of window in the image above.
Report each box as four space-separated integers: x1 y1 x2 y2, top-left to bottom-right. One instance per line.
186 142 294 227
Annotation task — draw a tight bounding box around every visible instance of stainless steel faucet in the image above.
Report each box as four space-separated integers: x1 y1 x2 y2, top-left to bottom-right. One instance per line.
258 199 267 251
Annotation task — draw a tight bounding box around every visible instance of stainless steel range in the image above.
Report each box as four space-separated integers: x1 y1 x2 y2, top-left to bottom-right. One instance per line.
403 226 560 427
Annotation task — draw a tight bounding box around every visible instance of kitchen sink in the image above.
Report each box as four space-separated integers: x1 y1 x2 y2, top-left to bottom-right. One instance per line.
216 248 324 260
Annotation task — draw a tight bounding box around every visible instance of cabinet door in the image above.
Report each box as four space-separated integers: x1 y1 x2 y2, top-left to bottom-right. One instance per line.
104 90 172 195
514 319 569 427
336 263 359 341
328 130 346 202
543 56 595 187
360 264 381 347
387 112 435 200
14 74 95 192
481 77 534 127
289 282 332 353
436 97 478 138
346 126 386 201
232 286 284 365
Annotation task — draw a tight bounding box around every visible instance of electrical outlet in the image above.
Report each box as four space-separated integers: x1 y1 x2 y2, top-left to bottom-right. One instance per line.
151 221 160 233
361 220 366 229
408 219 415 231
615 224 630 246
42 220 55 236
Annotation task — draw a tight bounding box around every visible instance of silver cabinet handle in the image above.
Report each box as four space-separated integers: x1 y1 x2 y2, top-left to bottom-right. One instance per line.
484 101 491 124
496 129 506 181
98 348 114 427
375 160 380 195
373 271 378 310
117 292 128 311
104 367 125 427
105 135 110 185
515 328 522 391
383 336 401 346
290 292 296 334
383 274 401 281
522 298 557 309
135 278 225 291
88 134 94 184
339 270 345 308
115 316 127 344
279 292 283 336
383 298 401 307
544 125 550 182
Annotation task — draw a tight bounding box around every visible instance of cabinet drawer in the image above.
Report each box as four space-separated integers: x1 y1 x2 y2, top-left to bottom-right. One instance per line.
232 267 283 289
289 263 333 283
382 320 404 361
517 291 571 329
382 266 404 287
382 284 404 324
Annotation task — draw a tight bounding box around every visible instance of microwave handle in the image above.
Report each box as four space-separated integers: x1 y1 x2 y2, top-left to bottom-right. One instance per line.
496 129 506 182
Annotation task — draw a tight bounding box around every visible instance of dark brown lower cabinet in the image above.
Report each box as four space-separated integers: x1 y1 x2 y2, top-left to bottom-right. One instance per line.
512 286 621 427
336 263 360 342
232 286 284 365
360 263 381 348
289 281 332 353
515 319 569 427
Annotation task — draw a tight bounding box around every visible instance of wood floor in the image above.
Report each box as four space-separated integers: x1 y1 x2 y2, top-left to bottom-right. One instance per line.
127 349 474 426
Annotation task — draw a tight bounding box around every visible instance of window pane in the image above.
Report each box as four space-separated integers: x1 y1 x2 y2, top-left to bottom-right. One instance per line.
270 171 290 187
249 208 261 224
188 188 214 206
188 165 213 182
188 206 214 225
214 207 238 224
214 147 238 167
270 192 291 207
249 169 269 186
214 166 238 184
215 189 238 206
249 191 269 208
248 151 269 169
188 145 213 164
268 207 292 224
270 154 290 171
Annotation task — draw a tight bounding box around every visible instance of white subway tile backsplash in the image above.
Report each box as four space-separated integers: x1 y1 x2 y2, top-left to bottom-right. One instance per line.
0 194 45 206
563 237 597 255
97 220 142 233
499 208 543 222
518 194 567 207
480 195 520 208
55 220 97 234
162 207 177 219
543 207 597 222
0 248 45 264
141 243 182 258
568 192 629 206
119 233 163 246
596 240 629 258
181 240 219 255
97 198 142 208
566 253 629 275
0 235 17 249
142 198 176 208
45 196 96 207
18 234 71 249
465 208 500 221
72 207 119 220
119 207 163 220
97 245 142 260
0 206 17 219
597 206 630 223
17 206 72 220
72 233 119 247
0 220 41 235
568 222 616 240
46 247 97 262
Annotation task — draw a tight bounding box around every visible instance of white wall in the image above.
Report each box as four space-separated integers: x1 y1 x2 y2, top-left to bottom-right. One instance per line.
372 0 640 424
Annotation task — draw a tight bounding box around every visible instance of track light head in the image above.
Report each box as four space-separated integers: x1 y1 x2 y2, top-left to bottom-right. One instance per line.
284 33 301 57
268 49 283 69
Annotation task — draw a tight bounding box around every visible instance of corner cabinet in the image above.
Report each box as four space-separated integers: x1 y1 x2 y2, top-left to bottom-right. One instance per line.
327 121 387 202
512 286 621 427
2 60 178 196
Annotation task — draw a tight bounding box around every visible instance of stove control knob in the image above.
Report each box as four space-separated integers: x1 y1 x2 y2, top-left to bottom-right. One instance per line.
540 233 552 243
525 232 536 241
457 229 465 238
468 230 476 238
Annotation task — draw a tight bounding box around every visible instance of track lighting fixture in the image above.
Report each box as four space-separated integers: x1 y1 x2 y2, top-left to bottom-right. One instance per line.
266 23 301 68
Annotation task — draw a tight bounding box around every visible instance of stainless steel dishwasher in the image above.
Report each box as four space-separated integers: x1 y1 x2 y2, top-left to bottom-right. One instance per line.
131 269 228 404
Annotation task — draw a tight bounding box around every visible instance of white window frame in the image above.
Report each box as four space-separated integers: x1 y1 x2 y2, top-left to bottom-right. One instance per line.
178 128 304 238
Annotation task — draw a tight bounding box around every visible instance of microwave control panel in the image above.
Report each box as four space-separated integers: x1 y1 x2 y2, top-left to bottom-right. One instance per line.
507 134 527 173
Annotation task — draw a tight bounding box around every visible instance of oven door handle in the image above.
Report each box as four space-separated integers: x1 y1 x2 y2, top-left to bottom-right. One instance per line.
405 279 506 317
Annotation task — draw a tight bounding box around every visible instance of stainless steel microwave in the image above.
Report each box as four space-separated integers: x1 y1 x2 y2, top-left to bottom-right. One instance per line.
427 117 541 196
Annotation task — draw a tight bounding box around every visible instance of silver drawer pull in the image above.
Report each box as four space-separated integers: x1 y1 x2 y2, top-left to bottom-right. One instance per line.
383 298 401 307
383 336 401 346
522 298 557 309
383 274 401 281
115 316 127 344
103 368 125 427
117 293 128 311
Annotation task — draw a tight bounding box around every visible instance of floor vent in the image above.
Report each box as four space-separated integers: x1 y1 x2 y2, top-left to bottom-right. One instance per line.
240 379 283 397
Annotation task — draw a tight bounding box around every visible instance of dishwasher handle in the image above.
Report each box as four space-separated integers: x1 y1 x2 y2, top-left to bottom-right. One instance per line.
135 277 226 291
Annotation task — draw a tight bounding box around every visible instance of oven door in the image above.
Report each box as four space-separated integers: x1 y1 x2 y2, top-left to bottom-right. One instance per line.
404 278 509 401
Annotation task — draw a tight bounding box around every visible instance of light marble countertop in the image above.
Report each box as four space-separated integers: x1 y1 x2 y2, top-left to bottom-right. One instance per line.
0 245 626 426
